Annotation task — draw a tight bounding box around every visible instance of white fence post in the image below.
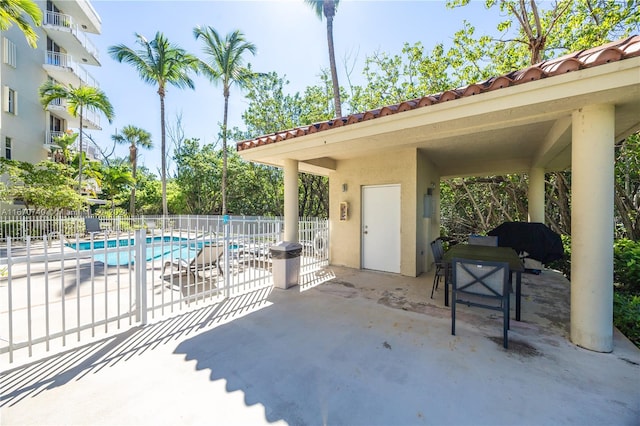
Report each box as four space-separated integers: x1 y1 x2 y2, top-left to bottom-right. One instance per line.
135 229 148 325
223 215 230 298
6 237 14 363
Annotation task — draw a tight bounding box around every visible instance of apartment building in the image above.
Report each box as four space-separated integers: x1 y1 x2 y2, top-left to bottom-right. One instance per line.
0 0 102 168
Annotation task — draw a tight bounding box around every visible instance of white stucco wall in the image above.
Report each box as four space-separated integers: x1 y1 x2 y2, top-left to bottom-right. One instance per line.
1 24 50 164
327 148 440 277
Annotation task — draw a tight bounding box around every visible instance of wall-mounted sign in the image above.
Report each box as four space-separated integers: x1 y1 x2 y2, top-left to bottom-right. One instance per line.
340 201 349 221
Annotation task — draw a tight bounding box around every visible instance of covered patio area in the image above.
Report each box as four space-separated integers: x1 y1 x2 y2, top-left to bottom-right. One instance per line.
2 266 638 425
237 36 640 352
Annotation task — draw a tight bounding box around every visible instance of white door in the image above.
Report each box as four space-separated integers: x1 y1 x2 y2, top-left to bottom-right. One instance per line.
362 184 401 273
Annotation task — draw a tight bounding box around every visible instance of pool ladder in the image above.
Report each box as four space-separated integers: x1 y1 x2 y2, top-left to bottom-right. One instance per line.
46 231 66 247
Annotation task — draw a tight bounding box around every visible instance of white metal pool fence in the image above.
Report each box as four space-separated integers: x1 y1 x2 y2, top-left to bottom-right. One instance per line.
0 213 288 241
0 215 329 363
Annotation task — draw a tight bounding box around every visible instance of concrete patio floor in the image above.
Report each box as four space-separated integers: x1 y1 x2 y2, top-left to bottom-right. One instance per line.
1 266 639 425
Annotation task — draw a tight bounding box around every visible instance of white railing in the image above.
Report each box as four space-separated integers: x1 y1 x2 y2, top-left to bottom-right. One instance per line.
0 214 288 241
0 215 329 363
45 51 99 87
44 131 64 151
75 108 101 129
44 11 99 61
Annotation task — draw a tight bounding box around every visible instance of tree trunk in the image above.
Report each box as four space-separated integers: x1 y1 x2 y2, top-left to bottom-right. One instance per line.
614 180 640 240
160 91 168 216
547 171 572 235
78 108 84 199
130 144 137 216
222 93 229 215
326 15 342 118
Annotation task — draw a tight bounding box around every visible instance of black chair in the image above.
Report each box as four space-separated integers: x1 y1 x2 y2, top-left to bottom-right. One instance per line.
451 257 510 348
429 238 447 299
84 218 104 237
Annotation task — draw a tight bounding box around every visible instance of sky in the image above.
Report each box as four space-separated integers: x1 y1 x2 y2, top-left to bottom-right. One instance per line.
85 0 503 175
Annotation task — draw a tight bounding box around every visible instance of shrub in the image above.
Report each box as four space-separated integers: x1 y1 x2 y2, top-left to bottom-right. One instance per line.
614 239 640 294
613 292 640 348
548 234 571 279
613 239 640 348
0 221 24 239
548 236 639 348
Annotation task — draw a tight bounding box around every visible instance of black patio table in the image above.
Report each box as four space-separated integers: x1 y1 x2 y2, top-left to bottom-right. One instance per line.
442 244 525 321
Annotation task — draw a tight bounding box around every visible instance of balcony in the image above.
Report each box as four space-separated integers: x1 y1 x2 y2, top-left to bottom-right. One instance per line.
51 0 102 34
43 51 99 88
74 140 98 160
46 99 102 131
43 130 64 150
43 11 100 66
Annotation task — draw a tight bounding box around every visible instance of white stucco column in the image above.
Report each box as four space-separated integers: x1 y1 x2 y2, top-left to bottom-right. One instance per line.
528 167 545 223
283 159 299 242
571 104 615 352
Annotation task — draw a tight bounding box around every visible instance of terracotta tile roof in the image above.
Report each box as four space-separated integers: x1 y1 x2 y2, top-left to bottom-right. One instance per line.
237 35 640 152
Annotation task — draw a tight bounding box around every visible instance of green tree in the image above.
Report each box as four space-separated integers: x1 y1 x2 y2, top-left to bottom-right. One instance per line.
439 0 640 238
349 42 452 112
226 154 284 216
0 158 85 210
193 26 257 215
133 166 162 215
547 0 640 53
235 71 332 217
0 0 42 48
111 125 153 215
614 132 640 240
172 137 221 214
304 0 342 117
50 130 78 164
39 81 114 200
99 164 134 217
108 32 199 216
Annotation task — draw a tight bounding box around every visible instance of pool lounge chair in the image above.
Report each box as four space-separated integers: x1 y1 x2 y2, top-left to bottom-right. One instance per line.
84 218 107 238
162 244 224 296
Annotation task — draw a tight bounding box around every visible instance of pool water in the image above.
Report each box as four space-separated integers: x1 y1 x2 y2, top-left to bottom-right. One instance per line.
66 236 185 251
66 236 201 266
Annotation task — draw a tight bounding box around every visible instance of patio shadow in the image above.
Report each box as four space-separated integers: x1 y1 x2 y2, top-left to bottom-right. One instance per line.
173 272 640 425
1 286 273 408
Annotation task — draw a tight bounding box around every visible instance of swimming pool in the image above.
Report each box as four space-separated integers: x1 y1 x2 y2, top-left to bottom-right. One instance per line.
66 236 200 266
66 236 185 251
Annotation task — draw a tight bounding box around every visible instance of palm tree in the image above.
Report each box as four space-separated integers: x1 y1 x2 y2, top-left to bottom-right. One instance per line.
193 26 257 215
51 130 77 164
108 32 199 216
0 0 42 48
39 81 114 198
112 125 153 215
99 164 134 217
304 0 342 118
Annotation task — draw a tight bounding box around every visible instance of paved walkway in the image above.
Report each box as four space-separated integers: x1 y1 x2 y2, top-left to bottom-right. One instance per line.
1 266 639 425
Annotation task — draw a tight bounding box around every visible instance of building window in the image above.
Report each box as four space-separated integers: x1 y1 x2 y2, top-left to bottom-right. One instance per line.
5 137 11 160
3 37 16 67
50 115 63 132
5 87 17 114
46 37 63 66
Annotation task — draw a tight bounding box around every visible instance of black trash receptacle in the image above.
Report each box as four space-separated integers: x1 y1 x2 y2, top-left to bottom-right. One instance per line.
270 242 303 289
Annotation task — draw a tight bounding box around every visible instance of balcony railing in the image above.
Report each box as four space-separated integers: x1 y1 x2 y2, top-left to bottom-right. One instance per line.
44 11 99 61
46 99 102 130
45 51 99 87
82 108 101 129
44 130 65 147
